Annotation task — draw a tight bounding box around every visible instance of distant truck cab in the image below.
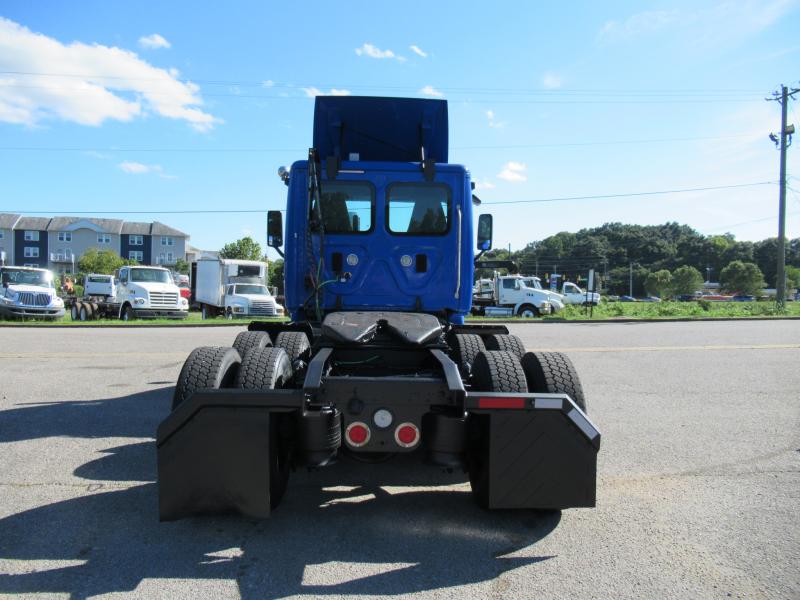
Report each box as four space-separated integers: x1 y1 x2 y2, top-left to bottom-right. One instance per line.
0 266 65 320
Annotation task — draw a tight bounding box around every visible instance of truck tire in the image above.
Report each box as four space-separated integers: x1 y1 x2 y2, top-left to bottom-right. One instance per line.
517 304 538 318
235 346 292 390
274 331 311 363
121 305 135 321
234 346 293 508
79 304 93 321
452 333 485 372
470 350 528 393
70 303 79 321
484 334 526 359
468 350 527 508
232 331 273 361
172 346 242 410
520 351 587 412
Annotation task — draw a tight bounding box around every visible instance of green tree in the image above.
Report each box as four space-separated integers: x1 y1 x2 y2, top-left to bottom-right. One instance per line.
174 258 190 275
719 261 766 295
785 265 800 291
219 236 263 261
268 258 284 293
78 248 127 274
644 269 672 298
671 265 704 295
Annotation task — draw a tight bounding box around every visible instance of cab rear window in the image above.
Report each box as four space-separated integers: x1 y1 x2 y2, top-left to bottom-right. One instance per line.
387 184 450 235
315 181 374 234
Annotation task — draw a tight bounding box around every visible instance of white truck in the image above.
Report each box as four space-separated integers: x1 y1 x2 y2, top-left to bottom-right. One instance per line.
0 266 65 320
193 258 283 319
67 267 188 321
525 276 601 306
472 274 557 317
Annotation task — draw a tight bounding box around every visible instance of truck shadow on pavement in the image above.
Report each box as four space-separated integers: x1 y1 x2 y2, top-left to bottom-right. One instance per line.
0 387 561 598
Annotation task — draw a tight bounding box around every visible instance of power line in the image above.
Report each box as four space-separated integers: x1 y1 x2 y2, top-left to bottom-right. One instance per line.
6 181 776 216
0 71 766 96
481 181 775 206
0 82 763 104
0 133 757 153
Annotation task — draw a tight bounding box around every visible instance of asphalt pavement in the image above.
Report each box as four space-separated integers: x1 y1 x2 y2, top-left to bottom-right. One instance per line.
0 321 798 599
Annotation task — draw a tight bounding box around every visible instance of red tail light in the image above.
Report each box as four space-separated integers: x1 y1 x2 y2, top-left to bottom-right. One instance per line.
394 423 420 448
345 422 370 447
478 397 526 409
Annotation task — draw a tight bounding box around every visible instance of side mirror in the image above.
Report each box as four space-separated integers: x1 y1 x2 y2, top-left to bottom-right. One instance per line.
267 211 283 249
514 280 521 290
477 214 493 251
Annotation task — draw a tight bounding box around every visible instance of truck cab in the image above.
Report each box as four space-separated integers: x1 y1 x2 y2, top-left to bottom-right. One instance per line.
0 266 65 319
274 97 474 324
115 265 188 320
224 282 284 319
558 281 601 306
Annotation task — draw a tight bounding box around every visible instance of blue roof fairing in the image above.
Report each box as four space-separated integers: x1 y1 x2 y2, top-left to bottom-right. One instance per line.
313 96 448 163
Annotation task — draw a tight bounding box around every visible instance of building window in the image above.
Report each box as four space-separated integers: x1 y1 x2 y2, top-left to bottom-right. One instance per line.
0 231 4 240
129 250 144 262
129 235 144 246
167 252 174 262
57 232 72 242
24 247 40 258
24 231 40 241
161 236 175 246
97 234 111 244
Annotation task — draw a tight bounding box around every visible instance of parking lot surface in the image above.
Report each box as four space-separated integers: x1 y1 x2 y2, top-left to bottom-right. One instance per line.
0 321 798 599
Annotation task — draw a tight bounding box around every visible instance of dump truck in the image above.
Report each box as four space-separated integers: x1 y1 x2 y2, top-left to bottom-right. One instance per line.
157 96 600 520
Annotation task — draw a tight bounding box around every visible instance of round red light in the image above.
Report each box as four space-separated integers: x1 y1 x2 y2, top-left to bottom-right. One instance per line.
347 423 369 446
396 424 419 446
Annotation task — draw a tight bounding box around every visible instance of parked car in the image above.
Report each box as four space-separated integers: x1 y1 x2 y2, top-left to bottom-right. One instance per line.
732 294 756 302
676 294 699 302
619 295 637 302
178 282 191 301
640 296 662 302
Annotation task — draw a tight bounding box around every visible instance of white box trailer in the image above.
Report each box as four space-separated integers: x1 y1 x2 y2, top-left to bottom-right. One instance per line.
192 259 283 319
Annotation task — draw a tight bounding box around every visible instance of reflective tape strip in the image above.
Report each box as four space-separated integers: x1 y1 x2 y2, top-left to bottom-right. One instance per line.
567 408 600 442
534 398 563 410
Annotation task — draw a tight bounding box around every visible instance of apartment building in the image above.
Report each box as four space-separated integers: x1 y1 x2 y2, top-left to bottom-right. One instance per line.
0 213 190 272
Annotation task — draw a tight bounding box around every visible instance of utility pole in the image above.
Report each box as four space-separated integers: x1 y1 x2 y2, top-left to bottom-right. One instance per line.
768 84 798 306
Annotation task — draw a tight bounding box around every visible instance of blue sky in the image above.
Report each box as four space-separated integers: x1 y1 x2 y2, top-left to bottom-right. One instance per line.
1 0 799 258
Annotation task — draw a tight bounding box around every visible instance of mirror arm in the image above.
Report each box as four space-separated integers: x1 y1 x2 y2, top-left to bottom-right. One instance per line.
474 249 487 263
272 247 285 259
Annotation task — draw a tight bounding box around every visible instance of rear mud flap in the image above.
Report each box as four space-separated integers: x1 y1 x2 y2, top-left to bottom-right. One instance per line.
474 394 599 509
156 390 303 521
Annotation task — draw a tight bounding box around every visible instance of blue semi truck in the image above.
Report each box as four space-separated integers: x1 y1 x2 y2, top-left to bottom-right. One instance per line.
156 96 600 520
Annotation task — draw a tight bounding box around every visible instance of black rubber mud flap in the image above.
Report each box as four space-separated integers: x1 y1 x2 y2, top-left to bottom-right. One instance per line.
157 406 273 521
486 406 597 509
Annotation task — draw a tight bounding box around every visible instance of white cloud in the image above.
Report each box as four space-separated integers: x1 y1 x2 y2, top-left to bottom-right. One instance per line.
497 161 527 183
302 87 352 98
262 79 274 88
474 179 496 190
119 161 176 179
542 72 562 89
355 43 395 59
0 17 219 131
598 10 679 42
419 85 444 98
138 33 170 50
597 1 795 45
486 109 506 128
409 45 427 58
119 161 159 174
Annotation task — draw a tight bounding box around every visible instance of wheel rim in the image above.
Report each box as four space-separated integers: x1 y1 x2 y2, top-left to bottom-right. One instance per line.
521 309 535 318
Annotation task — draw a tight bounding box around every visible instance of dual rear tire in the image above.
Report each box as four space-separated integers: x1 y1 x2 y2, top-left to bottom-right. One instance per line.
171 344 293 510
466 336 587 508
